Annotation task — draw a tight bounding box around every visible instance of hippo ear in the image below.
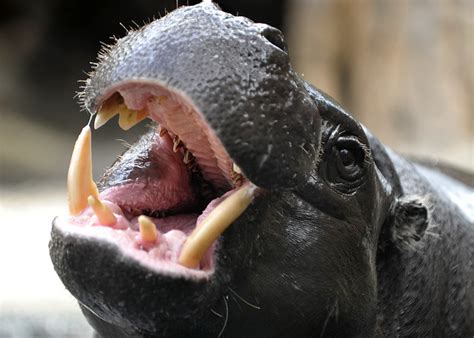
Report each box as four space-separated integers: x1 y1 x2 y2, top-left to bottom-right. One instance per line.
381 196 430 250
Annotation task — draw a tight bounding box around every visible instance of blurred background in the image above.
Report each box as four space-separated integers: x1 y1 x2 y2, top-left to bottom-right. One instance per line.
0 0 472 336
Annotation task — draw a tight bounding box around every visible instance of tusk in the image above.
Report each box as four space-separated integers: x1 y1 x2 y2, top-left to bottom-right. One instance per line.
178 183 256 268
67 126 99 215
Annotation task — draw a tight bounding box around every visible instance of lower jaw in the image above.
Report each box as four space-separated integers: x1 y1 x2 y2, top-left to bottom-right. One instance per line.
54 215 216 280
49 222 220 335
57 185 245 280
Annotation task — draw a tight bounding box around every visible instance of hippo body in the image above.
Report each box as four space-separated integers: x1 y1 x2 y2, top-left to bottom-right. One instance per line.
49 2 474 337
376 154 473 337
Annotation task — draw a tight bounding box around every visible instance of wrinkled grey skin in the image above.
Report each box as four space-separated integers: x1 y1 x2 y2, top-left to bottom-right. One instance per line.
49 2 474 337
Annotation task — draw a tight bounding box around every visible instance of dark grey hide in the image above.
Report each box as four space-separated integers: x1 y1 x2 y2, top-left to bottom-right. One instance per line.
49 2 474 337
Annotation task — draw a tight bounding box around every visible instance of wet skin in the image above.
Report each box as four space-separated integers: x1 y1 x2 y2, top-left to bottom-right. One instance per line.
49 2 474 337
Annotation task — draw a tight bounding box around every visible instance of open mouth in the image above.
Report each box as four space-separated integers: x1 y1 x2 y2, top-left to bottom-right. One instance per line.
60 81 258 280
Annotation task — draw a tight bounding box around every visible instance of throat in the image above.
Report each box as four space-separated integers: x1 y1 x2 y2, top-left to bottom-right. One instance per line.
100 129 220 220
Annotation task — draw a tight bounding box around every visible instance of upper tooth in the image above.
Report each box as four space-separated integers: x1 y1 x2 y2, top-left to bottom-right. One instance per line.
94 93 123 129
178 183 257 268
183 150 192 164
173 136 182 152
94 92 148 130
118 108 148 130
233 163 242 174
159 125 168 137
67 126 98 215
94 107 118 129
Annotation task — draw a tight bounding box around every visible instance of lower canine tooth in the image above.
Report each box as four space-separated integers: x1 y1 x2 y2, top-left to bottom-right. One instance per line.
67 126 99 215
87 195 116 226
138 215 159 242
178 183 257 268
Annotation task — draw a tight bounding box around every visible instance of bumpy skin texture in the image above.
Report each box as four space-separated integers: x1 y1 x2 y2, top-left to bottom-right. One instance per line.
50 2 474 337
81 2 320 191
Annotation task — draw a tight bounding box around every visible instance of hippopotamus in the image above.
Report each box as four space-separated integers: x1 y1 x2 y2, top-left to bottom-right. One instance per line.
49 1 474 337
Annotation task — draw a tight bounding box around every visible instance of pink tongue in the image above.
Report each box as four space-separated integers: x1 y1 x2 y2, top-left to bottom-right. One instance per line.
100 133 197 212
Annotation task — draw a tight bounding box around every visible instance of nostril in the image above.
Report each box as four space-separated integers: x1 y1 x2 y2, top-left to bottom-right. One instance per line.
260 27 287 52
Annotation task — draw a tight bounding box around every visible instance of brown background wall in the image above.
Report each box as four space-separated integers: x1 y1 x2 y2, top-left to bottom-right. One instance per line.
287 0 473 171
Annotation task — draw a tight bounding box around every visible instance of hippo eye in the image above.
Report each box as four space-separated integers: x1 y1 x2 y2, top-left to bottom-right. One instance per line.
339 148 355 167
324 135 368 193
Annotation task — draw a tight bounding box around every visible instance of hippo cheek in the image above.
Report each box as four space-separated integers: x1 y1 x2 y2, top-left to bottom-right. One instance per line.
216 193 378 337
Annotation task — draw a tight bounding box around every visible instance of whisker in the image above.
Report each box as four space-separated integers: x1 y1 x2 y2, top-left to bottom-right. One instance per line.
320 299 338 338
229 293 242 311
210 308 223 318
229 287 261 310
218 296 229 338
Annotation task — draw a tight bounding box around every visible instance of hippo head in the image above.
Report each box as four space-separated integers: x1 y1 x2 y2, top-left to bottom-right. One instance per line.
50 2 410 336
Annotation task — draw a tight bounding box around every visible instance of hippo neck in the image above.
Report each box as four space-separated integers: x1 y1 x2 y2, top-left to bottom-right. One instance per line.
376 151 474 336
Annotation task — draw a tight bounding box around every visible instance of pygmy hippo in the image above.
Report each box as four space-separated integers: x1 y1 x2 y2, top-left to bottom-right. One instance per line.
49 1 474 337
